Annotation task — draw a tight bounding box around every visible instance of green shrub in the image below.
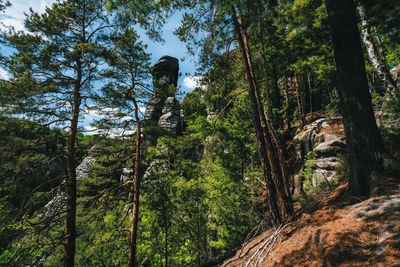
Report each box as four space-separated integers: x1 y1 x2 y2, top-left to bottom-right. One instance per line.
294 151 336 208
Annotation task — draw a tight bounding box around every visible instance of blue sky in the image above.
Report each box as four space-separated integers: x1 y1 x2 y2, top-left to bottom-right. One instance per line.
0 0 201 135
0 0 200 92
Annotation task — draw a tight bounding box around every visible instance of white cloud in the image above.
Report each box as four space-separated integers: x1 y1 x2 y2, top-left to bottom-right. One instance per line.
1 17 24 32
84 124 136 138
0 0 56 32
182 76 202 90
0 68 9 80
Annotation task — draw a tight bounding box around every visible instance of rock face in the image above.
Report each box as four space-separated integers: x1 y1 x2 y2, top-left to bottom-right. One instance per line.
144 56 181 136
292 117 346 193
151 55 179 89
158 97 181 131
41 145 105 219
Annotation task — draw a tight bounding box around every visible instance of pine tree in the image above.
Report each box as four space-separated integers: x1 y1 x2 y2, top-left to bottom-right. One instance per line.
325 0 386 196
0 0 120 265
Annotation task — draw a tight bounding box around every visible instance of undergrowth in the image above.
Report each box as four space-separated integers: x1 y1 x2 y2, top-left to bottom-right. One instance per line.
293 152 350 209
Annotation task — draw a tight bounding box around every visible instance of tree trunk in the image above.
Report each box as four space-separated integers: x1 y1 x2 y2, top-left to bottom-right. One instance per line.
357 1 398 92
230 4 282 225
128 97 142 267
307 74 313 119
232 3 293 222
326 0 386 196
237 3 293 220
294 73 306 125
283 76 291 133
64 63 82 267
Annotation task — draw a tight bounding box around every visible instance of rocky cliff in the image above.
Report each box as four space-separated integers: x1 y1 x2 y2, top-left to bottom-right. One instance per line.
144 55 181 138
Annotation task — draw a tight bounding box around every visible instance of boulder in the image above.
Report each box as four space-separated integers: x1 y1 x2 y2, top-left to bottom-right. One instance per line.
293 118 346 193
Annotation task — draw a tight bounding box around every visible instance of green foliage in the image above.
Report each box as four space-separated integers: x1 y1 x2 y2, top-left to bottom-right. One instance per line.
295 151 335 208
335 153 351 183
1 0 399 265
380 90 400 153
0 117 66 251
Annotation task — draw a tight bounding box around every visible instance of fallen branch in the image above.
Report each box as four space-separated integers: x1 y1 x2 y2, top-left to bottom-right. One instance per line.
244 223 291 267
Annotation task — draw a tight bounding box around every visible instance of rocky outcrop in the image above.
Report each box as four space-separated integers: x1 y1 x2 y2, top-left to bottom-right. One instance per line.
151 55 179 90
158 96 180 132
41 145 105 219
141 56 181 184
293 117 346 193
144 56 181 136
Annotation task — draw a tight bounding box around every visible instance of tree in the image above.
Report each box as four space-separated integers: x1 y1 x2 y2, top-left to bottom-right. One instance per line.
99 28 151 266
356 0 398 92
176 0 295 224
325 0 386 196
0 0 121 265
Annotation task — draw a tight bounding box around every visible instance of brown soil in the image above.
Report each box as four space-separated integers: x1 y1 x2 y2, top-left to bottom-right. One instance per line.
222 177 400 267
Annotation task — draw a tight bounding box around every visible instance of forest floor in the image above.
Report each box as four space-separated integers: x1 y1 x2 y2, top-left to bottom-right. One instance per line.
222 176 400 267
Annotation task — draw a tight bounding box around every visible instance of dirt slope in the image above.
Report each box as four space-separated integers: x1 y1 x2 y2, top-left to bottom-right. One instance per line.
222 177 400 267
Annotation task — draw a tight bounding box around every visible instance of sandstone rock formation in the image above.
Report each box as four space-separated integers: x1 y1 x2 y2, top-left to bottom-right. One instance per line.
158 96 180 132
292 117 346 193
144 56 181 136
142 56 181 183
41 145 105 219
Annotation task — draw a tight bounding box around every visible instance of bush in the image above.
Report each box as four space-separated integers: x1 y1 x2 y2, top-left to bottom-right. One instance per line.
294 152 336 208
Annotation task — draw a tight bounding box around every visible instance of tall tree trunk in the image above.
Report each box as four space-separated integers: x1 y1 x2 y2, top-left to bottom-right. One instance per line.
237 3 292 220
64 63 82 267
230 4 282 225
294 73 306 125
232 3 293 222
128 97 142 267
357 1 398 92
307 74 313 119
326 0 386 196
283 76 292 133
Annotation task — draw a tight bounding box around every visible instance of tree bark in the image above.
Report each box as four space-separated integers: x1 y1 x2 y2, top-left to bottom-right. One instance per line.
307 74 313 119
128 97 142 267
64 62 82 267
283 76 291 132
357 1 398 92
326 0 386 196
293 73 306 126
